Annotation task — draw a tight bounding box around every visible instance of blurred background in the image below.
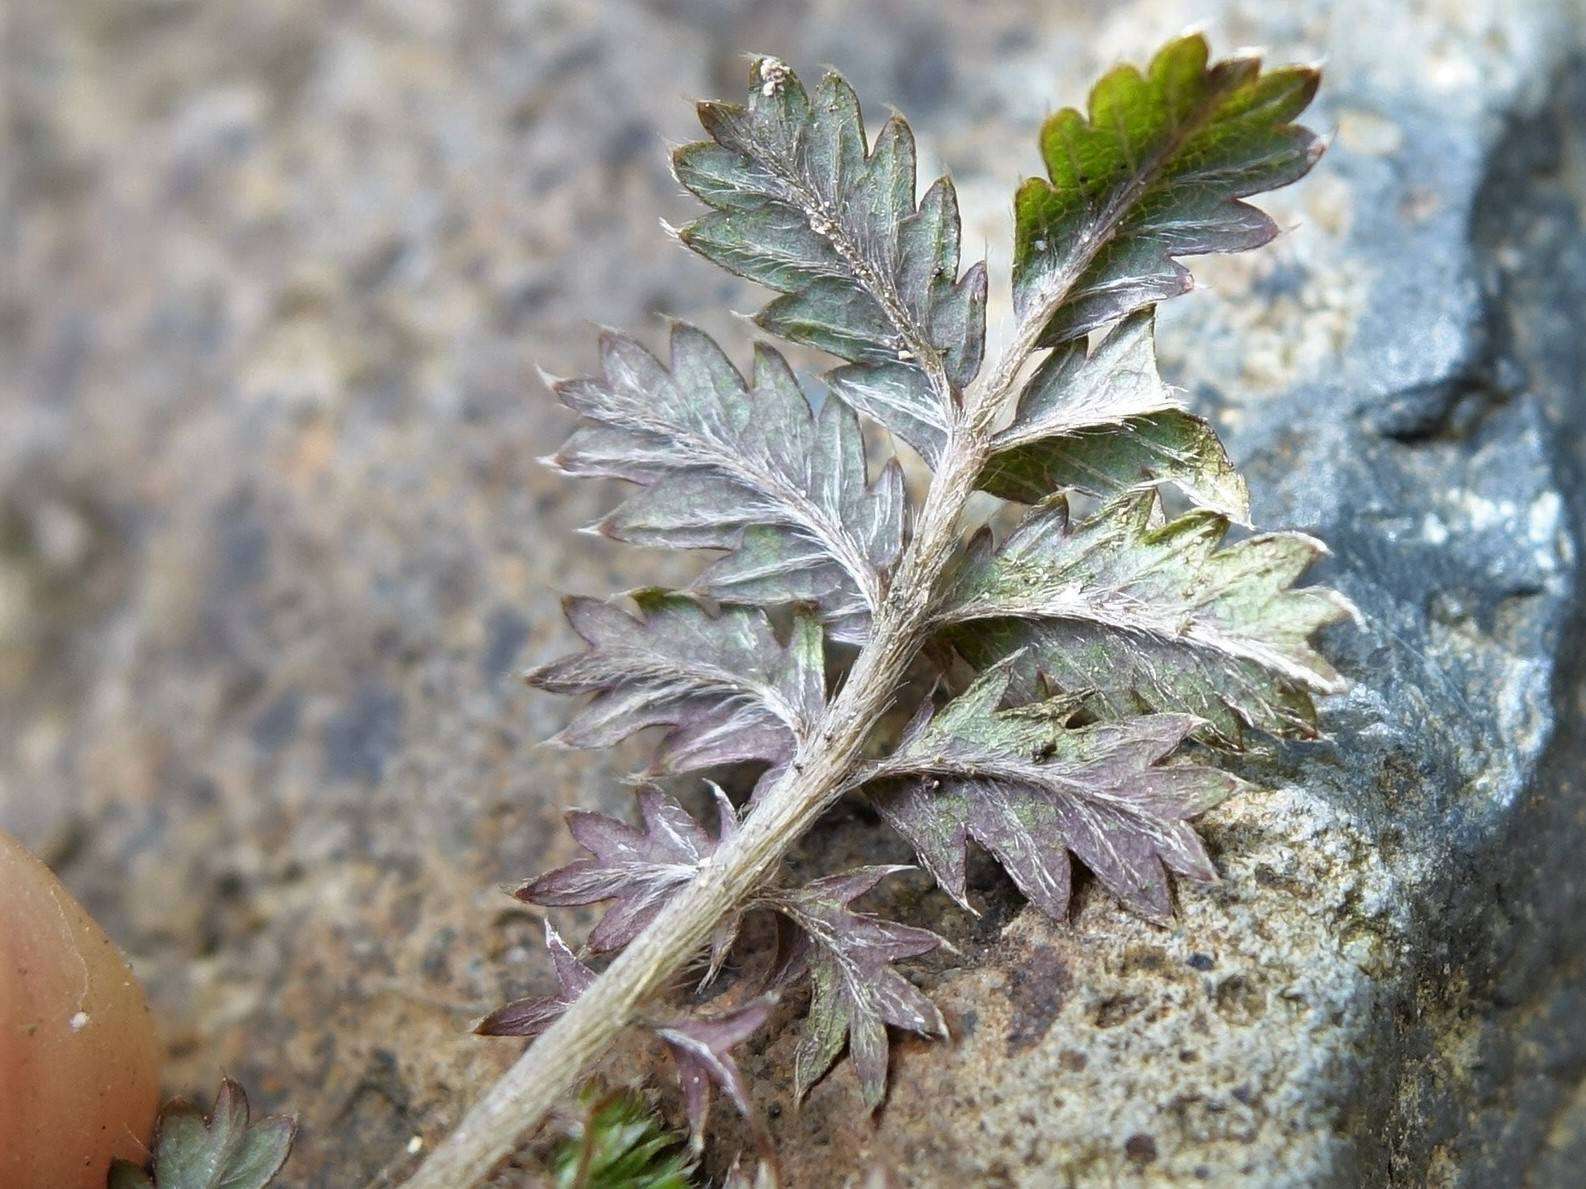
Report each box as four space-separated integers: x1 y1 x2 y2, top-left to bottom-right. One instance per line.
6 0 1586 1184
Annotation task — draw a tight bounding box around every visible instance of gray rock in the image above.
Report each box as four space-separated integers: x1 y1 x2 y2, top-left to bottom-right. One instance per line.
3 1 1585 1185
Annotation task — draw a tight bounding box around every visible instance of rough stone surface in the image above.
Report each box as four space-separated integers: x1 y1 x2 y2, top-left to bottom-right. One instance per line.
5 1 1586 1185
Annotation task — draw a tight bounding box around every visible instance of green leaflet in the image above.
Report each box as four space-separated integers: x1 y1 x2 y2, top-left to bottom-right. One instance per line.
108 1081 294 1189
674 56 986 467
983 409 1243 513
939 492 1353 742
1014 34 1321 345
980 309 1249 520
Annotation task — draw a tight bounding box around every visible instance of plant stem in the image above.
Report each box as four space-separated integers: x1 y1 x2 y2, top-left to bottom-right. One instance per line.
402 415 996 1187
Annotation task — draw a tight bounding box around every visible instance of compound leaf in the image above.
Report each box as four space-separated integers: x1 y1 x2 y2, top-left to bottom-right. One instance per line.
1014 34 1321 345
870 665 1242 920
676 56 987 466
467 32 1351 1139
939 492 1353 742
548 325 905 640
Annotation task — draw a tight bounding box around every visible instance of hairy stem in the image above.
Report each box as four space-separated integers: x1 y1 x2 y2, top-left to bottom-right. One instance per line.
403 405 1003 1185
